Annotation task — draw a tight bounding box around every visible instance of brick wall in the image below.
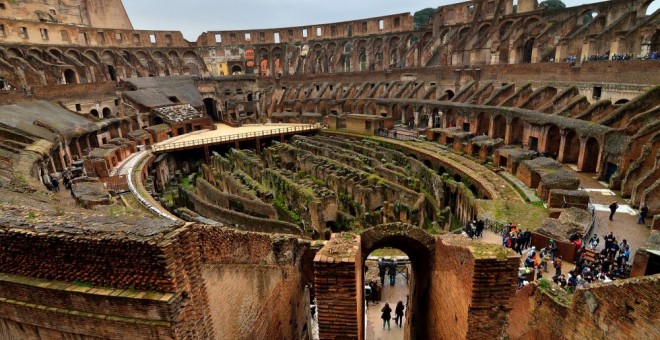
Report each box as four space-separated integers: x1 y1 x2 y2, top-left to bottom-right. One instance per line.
33 83 118 100
430 236 519 339
507 284 534 339
314 234 362 340
515 274 660 339
0 274 177 339
429 240 475 339
0 229 172 291
191 225 311 340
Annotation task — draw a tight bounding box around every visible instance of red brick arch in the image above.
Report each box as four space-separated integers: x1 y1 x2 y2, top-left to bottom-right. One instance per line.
360 223 435 339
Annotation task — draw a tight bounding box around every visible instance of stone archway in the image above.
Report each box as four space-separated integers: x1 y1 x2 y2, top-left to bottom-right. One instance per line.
509 117 524 145
580 137 600 172
476 112 489 135
316 223 435 340
64 69 77 84
314 223 519 340
561 129 580 164
491 115 507 139
545 125 561 158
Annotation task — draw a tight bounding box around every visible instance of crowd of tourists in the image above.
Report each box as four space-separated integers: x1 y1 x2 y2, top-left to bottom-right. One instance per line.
495 222 533 255
561 51 659 63
516 230 633 291
464 219 486 239
43 170 77 197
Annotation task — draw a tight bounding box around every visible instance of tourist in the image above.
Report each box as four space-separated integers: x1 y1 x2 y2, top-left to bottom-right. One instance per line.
553 255 563 279
608 201 619 221
465 221 475 239
549 239 558 260
638 202 649 224
394 301 405 327
475 220 484 238
378 259 386 287
50 177 59 192
604 232 616 250
381 303 392 330
63 174 70 190
527 246 536 258
388 260 397 286
588 234 599 250
540 247 551 272
523 229 532 249
44 179 53 192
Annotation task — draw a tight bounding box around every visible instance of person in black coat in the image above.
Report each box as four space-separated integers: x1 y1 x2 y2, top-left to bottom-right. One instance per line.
378 259 386 287
381 303 392 330
388 260 397 286
394 301 405 327
609 201 619 221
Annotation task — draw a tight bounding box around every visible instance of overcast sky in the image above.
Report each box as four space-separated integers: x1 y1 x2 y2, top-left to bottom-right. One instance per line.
123 0 660 41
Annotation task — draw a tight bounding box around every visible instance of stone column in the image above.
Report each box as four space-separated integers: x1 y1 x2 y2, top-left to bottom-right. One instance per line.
576 138 589 171
557 130 569 163
504 118 513 145
75 138 83 159
58 146 67 170
487 116 496 138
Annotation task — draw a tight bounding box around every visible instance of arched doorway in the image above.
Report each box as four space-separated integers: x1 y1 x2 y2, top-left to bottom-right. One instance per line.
102 107 112 118
492 115 506 139
581 137 600 172
183 63 199 76
64 69 77 84
561 129 580 164
523 39 534 63
392 104 403 121
203 98 218 120
231 65 243 74
444 90 455 100
360 224 435 340
107 65 117 81
476 112 489 135
90 109 99 117
431 108 441 128
509 117 524 144
545 125 561 158
445 108 457 128
404 106 414 125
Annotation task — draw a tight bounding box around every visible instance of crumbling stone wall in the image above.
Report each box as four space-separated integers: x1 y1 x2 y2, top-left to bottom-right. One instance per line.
194 225 311 340
511 275 660 340
196 178 277 219
182 188 303 235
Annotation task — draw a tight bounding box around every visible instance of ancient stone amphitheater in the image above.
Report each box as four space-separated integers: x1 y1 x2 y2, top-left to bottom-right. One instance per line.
0 0 658 339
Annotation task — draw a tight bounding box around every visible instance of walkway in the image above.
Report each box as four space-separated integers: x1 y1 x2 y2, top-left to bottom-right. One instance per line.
571 169 650 260
366 272 408 340
151 123 320 153
121 151 179 221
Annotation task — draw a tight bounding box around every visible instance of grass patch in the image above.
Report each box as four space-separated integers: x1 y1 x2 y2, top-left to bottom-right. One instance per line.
478 199 547 231
369 248 406 257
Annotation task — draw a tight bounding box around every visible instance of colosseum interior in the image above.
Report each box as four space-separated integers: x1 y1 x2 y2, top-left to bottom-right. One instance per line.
0 0 658 339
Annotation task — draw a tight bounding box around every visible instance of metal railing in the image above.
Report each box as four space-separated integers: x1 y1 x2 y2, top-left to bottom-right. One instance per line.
151 124 320 153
